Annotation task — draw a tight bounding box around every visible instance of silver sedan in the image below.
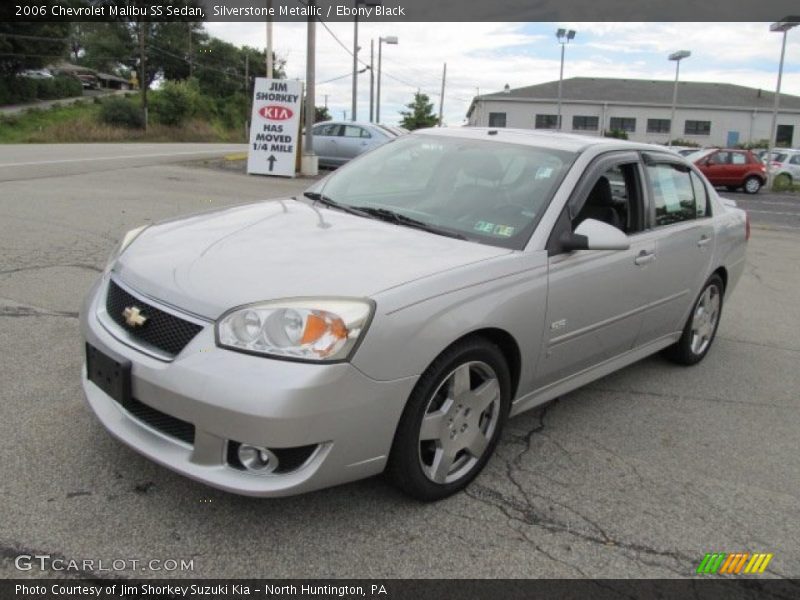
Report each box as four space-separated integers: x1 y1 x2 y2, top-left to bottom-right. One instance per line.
311 121 397 167
80 128 748 501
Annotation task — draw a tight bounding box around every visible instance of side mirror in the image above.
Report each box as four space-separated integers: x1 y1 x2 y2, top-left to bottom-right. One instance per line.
561 219 630 252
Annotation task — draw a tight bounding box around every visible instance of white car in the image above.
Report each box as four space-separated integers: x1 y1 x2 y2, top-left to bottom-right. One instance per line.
767 149 800 187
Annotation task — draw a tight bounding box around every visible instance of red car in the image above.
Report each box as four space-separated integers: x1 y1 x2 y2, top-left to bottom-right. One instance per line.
692 148 766 194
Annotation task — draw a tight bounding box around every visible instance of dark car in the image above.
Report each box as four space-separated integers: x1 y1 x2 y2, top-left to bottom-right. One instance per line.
691 148 766 194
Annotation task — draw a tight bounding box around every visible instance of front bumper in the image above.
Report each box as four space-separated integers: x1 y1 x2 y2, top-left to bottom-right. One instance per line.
80 275 417 497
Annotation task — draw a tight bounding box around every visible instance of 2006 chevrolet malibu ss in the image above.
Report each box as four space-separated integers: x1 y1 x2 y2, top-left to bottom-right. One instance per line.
81 128 748 501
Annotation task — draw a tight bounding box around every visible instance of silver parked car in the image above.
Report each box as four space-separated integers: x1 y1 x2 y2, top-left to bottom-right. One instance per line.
81 128 748 501
312 121 396 167
766 148 800 187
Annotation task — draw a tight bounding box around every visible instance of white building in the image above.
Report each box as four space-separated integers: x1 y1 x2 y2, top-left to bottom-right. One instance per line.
466 77 800 148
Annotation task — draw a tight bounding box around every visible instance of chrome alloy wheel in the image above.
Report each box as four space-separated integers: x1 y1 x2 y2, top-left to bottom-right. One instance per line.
418 361 501 484
744 177 761 193
690 285 720 355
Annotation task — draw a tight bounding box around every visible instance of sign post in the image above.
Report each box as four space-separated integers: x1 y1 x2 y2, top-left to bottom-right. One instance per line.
247 78 303 178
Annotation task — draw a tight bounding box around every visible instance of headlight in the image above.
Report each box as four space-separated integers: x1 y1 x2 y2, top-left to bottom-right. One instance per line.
216 299 374 362
104 225 149 274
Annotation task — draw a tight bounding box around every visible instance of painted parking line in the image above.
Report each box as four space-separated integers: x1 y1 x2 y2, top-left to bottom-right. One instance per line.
746 209 800 216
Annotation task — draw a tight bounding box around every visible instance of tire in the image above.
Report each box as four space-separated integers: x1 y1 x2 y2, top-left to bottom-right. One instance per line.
743 176 762 194
663 274 724 366
387 337 511 501
775 173 792 188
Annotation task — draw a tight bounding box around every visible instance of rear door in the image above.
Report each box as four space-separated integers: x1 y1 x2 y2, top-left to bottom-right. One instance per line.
636 154 715 344
729 151 750 185
336 125 373 162
537 152 655 387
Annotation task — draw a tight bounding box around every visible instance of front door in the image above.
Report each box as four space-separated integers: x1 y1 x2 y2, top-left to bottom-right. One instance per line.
537 155 653 387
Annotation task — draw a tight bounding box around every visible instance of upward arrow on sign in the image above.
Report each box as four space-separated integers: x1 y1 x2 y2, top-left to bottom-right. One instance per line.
267 155 277 171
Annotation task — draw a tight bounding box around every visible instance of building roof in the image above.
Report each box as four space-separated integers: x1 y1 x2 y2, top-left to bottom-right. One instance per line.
474 77 800 112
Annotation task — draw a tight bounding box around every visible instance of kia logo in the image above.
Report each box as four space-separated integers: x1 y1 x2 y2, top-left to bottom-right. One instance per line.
258 105 293 120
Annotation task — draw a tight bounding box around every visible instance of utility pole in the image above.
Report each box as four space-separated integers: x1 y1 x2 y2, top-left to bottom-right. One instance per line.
244 53 249 91
188 25 193 78
351 11 359 121
138 22 147 132
266 0 273 78
324 94 329 108
369 39 375 122
438 62 446 126
301 1 318 176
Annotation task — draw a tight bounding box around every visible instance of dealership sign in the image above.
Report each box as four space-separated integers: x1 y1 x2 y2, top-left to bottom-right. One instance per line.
247 78 303 178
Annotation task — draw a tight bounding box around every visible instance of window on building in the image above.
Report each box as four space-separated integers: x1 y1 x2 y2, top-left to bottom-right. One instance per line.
535 114 559 129
488 112 507 128
684 120 711 136
572 116 599 131
776 124 794 146
647 163 705 226
609 117 636 133
647 119 671 134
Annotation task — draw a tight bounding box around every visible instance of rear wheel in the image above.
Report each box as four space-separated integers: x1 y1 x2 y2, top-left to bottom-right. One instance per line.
387 338 511 501
775 173 792 188
743 176 762 194
663 274 724 365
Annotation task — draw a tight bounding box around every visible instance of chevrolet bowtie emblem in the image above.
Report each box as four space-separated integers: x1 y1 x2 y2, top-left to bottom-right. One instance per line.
122 306 148 328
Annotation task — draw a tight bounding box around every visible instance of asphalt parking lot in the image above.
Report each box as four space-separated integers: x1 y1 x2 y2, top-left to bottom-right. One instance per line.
1 144 799 579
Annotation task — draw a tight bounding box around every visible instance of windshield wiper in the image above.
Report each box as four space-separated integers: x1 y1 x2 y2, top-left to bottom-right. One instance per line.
302 191 371 217
351 206 467 240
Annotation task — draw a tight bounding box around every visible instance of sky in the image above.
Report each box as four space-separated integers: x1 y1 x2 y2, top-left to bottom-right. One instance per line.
205 21 800 126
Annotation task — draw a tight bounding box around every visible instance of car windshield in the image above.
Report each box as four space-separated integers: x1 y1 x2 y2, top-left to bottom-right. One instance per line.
770 152 787 162
307 134 575 249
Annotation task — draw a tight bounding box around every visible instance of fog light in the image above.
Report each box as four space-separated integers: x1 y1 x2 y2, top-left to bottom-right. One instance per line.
237 444 279 473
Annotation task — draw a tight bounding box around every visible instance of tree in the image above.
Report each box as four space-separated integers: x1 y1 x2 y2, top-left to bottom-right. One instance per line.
315 106 331 122
0 22 70 77
74 22 135 75
399 92 438 130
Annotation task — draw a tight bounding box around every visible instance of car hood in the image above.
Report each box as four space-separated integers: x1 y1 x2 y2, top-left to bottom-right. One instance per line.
114 198 511 319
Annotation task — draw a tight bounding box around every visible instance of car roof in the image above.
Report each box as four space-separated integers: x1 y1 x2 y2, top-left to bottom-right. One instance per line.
411 127 682 155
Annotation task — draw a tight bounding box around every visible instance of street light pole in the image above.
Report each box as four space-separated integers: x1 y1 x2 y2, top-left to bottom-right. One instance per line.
668 50 691 147
767 18 798 187
265 0 273 78
369 39 375 122
555 28 576 131
376 35 398 124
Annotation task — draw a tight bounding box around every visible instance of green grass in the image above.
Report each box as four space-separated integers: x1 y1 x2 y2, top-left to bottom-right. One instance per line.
0 102 99 143
0 100 245 143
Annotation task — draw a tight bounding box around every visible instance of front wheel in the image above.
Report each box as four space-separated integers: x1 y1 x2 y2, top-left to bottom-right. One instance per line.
663 275 724 365
743 176 762 194
387 338 511 501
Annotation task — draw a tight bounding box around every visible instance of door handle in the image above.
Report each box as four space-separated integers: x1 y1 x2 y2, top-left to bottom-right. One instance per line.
697 235 710 248
634 250 655 266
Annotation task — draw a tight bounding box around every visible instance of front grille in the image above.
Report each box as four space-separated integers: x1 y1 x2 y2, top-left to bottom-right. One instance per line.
121 396 195 445
106 280 203 357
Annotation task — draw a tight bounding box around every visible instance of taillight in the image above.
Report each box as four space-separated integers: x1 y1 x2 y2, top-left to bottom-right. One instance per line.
745 212 751 241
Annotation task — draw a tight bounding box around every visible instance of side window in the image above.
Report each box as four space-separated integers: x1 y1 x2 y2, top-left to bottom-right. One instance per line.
790 155 800 165
731 153 747 165
343 125 366 138
647 164 698 227
690 171 709 218
573 163 643 235
708 151 729 165
314 124 339 137
360 128 372 139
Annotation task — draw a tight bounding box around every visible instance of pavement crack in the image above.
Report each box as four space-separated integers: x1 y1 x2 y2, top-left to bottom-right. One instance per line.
0 305 78 319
